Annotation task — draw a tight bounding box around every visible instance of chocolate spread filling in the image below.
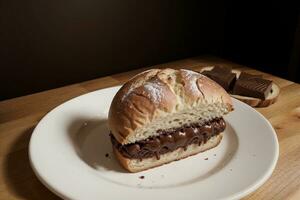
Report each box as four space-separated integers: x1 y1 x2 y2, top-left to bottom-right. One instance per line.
110 118 226 160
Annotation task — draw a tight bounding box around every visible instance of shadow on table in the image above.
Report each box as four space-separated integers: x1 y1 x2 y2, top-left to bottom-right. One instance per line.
3 126 61 200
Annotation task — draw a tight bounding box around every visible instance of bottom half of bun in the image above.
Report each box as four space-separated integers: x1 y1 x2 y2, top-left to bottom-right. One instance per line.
113 133 223 173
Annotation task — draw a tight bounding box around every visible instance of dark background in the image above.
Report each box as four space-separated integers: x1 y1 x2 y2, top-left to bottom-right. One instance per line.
0 0 299 100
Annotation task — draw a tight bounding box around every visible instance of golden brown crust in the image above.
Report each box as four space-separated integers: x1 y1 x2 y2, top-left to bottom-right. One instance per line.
113 134 223 173
257 93 279 107
113 146 132 172
108 68 233 144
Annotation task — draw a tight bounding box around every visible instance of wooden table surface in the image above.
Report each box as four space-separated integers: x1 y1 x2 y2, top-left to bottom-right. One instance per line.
0 56 299 200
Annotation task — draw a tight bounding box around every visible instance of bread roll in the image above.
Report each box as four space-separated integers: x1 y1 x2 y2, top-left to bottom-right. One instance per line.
108 68 233 172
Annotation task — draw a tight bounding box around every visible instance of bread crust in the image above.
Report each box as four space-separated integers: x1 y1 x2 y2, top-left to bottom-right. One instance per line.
113 134 223 173
108 69 233 144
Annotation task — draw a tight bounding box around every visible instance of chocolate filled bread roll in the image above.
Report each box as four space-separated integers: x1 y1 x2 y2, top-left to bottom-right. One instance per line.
108 68 233 172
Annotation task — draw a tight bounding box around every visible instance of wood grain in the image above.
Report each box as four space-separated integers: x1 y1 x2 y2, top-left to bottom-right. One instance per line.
0 56 299 200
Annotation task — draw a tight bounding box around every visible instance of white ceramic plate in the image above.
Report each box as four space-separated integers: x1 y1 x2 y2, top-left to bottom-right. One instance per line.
29 86 279 200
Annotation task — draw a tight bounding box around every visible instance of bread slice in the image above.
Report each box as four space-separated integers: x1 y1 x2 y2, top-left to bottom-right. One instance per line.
230 83 279 107
114 134 223 173
200 66 280 107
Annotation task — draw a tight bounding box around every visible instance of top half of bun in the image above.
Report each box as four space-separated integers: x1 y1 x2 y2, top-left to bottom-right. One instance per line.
108 68 233 145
